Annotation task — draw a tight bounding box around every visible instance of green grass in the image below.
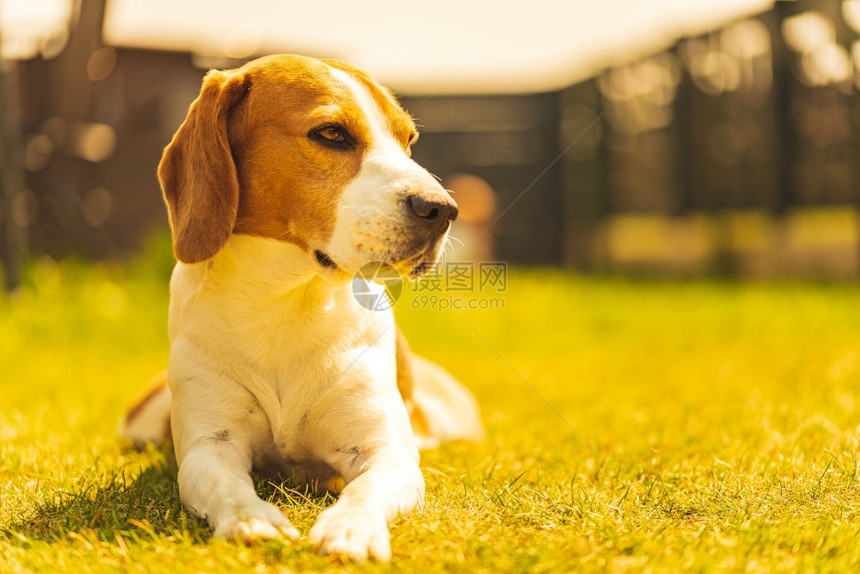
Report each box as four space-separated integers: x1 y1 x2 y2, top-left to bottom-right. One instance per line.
2 240 860 572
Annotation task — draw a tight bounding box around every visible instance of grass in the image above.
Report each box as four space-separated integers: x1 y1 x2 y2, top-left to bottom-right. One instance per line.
2 237 860 572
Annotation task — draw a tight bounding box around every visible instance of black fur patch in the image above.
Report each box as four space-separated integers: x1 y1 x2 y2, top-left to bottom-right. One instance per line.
211 429 231 442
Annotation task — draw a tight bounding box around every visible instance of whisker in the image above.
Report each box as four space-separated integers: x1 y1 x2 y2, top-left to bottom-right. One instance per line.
442 236 456 263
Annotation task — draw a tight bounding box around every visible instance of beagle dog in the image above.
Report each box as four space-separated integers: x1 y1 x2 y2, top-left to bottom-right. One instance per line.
118 54 483 561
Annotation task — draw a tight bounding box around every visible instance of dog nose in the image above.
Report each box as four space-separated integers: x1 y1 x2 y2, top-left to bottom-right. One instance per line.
408 195 458 225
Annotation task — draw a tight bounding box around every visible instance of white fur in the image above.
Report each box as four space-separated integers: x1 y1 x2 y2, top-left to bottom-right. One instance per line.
169 236 423 559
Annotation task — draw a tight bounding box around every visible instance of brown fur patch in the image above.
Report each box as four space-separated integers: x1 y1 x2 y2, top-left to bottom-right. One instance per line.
229 55 373 249
123 371 173 445
163 414 173 444
395 328 431 439
158 69 250 263
124 370 168 425
395 328 415 402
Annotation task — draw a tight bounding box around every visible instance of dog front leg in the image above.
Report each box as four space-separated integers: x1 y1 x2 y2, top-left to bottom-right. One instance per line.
308 445 424 561
178 442 299 542
170 374 298 543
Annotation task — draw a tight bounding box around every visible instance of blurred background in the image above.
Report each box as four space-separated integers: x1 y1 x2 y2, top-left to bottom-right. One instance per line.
1 0 859 290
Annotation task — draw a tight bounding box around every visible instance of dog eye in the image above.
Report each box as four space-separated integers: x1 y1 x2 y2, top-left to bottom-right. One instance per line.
407 132 418 146
310 124 353 148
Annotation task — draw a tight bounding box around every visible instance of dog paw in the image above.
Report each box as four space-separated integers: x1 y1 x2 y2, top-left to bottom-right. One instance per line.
213 499 299 543
308 504 391 561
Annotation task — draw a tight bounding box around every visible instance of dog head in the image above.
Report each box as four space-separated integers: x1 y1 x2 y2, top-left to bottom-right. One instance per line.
158 54 457 280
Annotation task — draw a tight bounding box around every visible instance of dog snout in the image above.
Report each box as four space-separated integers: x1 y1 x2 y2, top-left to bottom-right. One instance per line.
407 195 458 233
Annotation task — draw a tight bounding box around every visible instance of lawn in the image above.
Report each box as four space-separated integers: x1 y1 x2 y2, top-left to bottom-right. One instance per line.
2 240 860 572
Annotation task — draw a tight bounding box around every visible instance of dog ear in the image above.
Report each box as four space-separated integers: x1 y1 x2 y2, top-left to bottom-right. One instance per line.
158 69 249 263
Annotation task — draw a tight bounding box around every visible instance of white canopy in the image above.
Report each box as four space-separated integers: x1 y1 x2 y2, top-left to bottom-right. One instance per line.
3 0 774 94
